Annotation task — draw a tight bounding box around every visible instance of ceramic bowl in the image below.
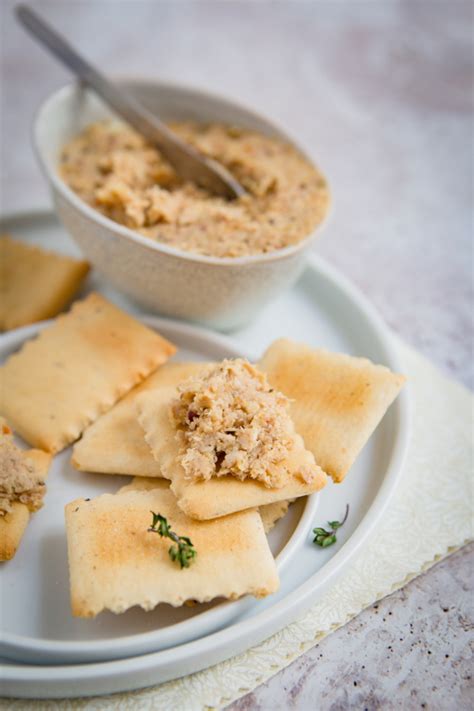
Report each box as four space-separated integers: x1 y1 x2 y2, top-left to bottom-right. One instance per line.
33 80 329 330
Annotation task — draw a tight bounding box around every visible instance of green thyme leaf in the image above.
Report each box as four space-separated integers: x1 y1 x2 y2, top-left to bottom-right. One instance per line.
313 504 349 548
313 527 329 537
150 512 171 537
313 535 327 546
149 511 197 569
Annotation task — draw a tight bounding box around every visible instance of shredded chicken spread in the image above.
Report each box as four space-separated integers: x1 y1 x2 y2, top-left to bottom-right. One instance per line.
60 120 330 258
170 359 294 487
0 423 46 516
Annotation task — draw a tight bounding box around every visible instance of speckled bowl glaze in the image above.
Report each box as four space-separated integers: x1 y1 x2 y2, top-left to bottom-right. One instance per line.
33 80 329 330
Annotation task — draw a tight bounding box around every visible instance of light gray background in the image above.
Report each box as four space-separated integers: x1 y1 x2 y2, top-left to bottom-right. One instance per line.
1 1 472 708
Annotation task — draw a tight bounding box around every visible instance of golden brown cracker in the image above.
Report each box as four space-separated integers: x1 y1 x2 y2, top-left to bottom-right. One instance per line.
0 441 51 561
117 476 284 530
117 477 170 494
259 338 405 482
22 448 52 497
0 293 176 453
72 362 209 477
0 234 90 331
0 503 30 561
65 488 279 617
259 500 293 533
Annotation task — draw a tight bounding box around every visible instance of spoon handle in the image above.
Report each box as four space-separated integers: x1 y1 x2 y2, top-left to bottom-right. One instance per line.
16 4 245 199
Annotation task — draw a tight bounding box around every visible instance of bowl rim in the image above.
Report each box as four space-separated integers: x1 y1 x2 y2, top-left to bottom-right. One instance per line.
33 77 331 268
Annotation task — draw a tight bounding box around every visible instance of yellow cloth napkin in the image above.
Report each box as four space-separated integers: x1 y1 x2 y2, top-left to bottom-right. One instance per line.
3 338 473 710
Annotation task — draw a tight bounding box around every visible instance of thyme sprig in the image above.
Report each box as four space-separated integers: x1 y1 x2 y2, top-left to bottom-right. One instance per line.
313 504 349 548
149 512 197 568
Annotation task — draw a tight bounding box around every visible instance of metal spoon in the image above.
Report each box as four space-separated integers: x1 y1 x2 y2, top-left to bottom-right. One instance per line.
16 4 246 200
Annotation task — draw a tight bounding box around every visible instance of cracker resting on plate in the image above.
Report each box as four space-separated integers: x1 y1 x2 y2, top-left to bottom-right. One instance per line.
0 293 176 453
259 339 405 482
0 420 51 561
0 234 89 331
117 477 171 495
118 476 292 533
137 386 327 520
259 499 293 534
65 488 279 617
72 362 211 477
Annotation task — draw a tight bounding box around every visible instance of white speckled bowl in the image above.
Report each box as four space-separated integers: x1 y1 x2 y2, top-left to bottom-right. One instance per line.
34 80 329 330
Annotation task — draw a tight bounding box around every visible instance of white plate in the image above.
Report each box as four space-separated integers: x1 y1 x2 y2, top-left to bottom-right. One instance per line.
0 211 410 698
0 317 321 666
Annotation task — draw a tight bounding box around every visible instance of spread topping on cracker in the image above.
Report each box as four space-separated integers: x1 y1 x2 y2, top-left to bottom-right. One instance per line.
170 359 293 488
0 421 46 516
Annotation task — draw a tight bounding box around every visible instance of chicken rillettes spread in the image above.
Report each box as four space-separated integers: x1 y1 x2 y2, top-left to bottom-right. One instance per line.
60 121 330 258
170 359 294 487
0 422 46 515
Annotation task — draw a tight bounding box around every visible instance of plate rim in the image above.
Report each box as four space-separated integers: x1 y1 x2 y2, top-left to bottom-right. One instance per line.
0 209 410 698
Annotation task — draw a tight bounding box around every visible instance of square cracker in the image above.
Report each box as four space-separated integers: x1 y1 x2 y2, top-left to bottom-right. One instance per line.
259 500 293 534
259 339 406 483
117 477 170 495
136 387 327 520
65 488 279 617
0 448 51 561
117 476 291 533
0 293 176 453
0 234 90 331
72 362 210 477
0 503 30 561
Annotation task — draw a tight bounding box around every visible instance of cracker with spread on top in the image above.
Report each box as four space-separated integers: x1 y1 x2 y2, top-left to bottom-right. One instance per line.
0 418 51 561
72 362 212 477
0 234 90 331
0 293 176 453
136 382 327 521
259 339 406 483
65 488 279 617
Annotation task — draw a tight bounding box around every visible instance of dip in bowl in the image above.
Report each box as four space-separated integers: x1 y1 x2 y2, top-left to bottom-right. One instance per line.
34 80 330 330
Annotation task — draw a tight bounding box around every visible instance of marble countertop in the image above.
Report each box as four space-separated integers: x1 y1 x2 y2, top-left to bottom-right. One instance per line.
1 1 472 708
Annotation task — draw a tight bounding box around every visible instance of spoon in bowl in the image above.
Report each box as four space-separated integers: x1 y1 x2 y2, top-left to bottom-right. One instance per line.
16 4 246 200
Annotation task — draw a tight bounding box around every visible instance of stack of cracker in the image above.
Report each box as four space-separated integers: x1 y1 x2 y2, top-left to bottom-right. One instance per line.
0 291 405 619
0 292 175 562
69 337 404 618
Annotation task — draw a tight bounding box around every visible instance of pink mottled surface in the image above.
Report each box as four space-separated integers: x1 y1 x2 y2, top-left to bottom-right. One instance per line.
1 1 472 707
